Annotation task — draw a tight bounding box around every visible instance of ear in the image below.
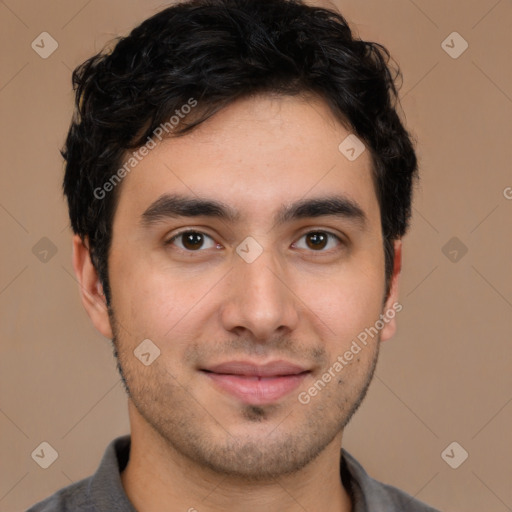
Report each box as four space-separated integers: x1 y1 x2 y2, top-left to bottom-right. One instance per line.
72 235 113 339
380 239 402 342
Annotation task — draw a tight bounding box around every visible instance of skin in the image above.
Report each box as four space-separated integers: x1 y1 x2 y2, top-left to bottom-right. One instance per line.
73 93 402 512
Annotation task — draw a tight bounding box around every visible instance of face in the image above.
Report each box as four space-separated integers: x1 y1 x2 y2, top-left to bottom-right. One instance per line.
79 93 400 480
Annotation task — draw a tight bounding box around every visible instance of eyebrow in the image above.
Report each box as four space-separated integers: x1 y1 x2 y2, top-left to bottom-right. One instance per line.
140 193 367 229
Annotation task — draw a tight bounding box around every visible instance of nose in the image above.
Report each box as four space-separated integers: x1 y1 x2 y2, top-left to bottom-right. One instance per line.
220 245 300 342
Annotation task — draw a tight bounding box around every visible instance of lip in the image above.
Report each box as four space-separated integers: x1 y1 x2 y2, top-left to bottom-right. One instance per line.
201 360 310 405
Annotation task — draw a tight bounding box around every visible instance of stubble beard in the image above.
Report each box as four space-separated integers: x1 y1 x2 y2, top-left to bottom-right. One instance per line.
109 309 380 481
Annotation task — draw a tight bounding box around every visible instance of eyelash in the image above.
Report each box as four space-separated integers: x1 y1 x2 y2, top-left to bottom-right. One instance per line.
165 229 344 253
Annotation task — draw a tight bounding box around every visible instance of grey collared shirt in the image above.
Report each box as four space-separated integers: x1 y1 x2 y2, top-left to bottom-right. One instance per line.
27 436 440 511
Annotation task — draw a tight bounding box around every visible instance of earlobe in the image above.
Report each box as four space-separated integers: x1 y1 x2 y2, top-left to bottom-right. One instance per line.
380 239 402 342
72 235 113 339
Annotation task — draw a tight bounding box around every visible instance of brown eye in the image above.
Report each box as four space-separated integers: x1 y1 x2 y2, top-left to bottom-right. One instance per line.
168 231 217 251
182 232 204 250
305 232 328 250
293 231 341 252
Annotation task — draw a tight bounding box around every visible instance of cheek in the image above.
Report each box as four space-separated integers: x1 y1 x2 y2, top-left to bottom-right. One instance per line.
109 252 172 340
295 261 385 344
110 253 220 348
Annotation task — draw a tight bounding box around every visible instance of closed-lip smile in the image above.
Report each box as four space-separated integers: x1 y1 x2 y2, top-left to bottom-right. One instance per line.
201 360 311 404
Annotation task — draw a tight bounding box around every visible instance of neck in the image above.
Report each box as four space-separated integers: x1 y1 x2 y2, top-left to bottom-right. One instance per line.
121 410 352 512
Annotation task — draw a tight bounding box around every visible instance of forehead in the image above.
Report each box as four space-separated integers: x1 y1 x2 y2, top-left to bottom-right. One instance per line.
112 93 379 228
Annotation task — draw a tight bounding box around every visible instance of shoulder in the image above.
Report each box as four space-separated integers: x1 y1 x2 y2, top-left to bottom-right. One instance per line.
26 435 132 512
25 477 93 512
342 449 441 512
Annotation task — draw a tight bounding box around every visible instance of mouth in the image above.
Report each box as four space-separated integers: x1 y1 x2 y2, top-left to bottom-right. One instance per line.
200 360 311 405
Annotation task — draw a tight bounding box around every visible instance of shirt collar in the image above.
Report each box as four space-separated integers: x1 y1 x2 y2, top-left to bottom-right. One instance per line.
90 435 383 512
89 435 136 512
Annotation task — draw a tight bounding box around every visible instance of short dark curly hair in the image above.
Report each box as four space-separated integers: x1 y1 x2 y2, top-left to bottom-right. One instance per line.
63 0 418 307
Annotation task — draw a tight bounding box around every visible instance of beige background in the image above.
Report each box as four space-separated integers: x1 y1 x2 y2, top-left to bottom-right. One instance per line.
1 0 511 511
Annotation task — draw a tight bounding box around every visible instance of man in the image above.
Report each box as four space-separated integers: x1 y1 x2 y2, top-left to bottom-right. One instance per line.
28 0 440 510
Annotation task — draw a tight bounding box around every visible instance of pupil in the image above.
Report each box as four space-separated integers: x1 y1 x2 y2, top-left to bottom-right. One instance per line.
307 232 327 250
184 232 203 250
